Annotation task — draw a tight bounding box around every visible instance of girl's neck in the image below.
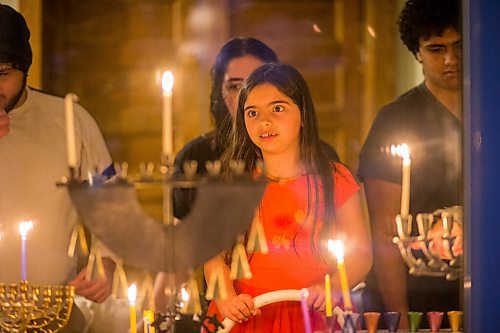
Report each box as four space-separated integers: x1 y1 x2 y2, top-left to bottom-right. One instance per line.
262 151 305 180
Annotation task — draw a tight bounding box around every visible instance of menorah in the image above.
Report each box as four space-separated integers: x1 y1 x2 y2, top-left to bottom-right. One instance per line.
0 281 74 333
61 157 267 333
393 206 462 281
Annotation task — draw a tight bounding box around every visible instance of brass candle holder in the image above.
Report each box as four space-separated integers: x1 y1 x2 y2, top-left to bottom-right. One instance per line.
0 281 74 332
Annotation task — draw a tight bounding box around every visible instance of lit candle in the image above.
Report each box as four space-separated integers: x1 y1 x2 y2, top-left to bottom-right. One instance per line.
161 71 174 157
128 284 137 333
400 143 411 218
300 288 313 333
325 273 333 317
143 309 155 333
19 220 33 281
328 239 352 311
65 93 78 169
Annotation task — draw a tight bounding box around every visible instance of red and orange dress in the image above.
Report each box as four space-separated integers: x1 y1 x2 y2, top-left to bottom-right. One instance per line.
203 163 359 333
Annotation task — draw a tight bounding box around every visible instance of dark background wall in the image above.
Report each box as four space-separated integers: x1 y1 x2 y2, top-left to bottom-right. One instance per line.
41 0 398 171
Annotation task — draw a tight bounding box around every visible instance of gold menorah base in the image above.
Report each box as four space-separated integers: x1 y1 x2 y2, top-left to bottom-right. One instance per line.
0 281 74 333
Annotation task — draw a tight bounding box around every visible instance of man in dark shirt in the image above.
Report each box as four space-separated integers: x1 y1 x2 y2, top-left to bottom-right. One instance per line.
358 0 462 329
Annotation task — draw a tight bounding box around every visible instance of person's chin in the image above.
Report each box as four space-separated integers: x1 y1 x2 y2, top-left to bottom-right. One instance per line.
442 78 460 90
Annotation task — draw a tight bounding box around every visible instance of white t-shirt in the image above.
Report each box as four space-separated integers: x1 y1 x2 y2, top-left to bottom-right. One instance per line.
0 88 113 285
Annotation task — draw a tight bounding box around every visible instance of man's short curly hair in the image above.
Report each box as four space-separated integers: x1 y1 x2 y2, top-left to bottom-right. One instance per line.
398 0 461 56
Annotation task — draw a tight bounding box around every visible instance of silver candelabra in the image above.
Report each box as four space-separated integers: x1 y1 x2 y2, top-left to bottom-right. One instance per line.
393 206 462 280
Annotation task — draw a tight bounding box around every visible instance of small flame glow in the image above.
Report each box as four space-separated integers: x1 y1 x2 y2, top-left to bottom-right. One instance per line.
127 284 137 304
390 143 410 160
367 25 376 38
181 287 190 302
313 23 322 33
162 71 174 93
328 239 345 263
400 143 410 159
19 220 34 239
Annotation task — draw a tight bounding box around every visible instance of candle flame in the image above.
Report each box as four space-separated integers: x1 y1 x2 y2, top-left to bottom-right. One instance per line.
400 143 410 159
19 220 33 239
88 171 94 186
390 145 397 156
328 239 345 263
181 287 190 302
128 284 137 304
162 71 174 93
390 143 410 160
367 25 376 38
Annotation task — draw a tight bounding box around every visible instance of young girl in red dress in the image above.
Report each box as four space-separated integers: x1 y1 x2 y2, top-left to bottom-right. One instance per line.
203 63 372 333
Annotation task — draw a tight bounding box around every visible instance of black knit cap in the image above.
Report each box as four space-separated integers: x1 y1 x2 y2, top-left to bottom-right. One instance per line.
0 3 32 72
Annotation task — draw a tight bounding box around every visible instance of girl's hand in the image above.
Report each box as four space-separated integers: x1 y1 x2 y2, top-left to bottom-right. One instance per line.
307 284 338 312
218 293 261 323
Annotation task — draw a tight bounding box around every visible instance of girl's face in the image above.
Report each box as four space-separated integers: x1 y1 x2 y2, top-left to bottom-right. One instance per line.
243 83 302 158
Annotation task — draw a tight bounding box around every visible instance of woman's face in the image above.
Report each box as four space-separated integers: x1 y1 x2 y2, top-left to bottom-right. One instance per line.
222 55 264 117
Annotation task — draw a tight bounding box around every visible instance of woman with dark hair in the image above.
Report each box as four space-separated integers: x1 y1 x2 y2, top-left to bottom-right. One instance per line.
203 63 372 332
173 37 279 219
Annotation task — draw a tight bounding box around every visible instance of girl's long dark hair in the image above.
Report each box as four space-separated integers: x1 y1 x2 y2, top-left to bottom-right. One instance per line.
223 62 336 257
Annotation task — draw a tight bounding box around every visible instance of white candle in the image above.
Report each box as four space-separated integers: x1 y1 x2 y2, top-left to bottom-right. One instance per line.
65 93 79 169
400 143 411 218
161 71 174 157
19 220 33 281
128 284 138 333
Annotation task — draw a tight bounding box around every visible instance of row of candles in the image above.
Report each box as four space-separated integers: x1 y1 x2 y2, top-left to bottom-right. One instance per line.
121 239 352 333
18 222 457 333
65 71 175 169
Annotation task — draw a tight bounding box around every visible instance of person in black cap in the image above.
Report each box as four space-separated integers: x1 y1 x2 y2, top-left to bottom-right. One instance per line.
0 2 32 137
0 4 116 332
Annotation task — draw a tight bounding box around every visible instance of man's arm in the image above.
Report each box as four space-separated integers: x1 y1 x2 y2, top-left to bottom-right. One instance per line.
0 110 10 138
69 257 115 303
364 178 409 328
